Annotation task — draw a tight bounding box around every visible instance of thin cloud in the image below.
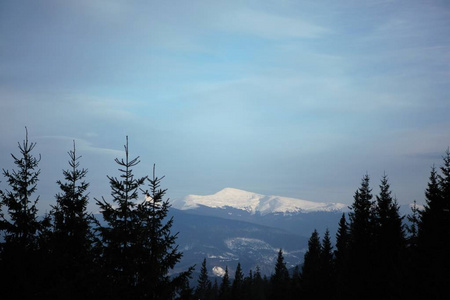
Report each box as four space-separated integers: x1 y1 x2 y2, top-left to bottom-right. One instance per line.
36 136 123 158
218 9 329 39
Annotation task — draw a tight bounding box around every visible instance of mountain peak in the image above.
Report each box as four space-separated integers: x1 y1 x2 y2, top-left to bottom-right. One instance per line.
215 187 259 196
172 188 347 215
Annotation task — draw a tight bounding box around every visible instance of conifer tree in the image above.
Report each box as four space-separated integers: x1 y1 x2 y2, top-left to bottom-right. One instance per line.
335 213 349 266
231 262 244 300
251 266 266 300
418 150 450 298
136 165 194 299
334 213 350 299
96 137 193 299
301 230 321 298
349 174 374 246
211 279 219 300
406 200 420 248
270 249 290 300
196 258 212 300
404 200 421 299
242 269 253 300
373 174 405 298
177 280 195 300
47 141 94 297
290 265 302 300
347 174 375 297
438 149 450 290
320 228 334 299
374 174 404 250
95 137 147 298
0 128 49 297
219 266 230 300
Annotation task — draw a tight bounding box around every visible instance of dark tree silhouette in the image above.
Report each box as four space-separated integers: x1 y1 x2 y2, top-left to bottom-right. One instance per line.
219 266 231 300
270 249 290 300
136 165 194 299
347 174 375 297
301 230 321 298
95 137 193 299
373 174 405 298
334 213 350 299
406 200 420 248
250 266 266 300
196 258 212 300
0 128 49 298
417 150 450 299
231 262 244 300
320 228 334 299
95 137 147 298
46 141 95 297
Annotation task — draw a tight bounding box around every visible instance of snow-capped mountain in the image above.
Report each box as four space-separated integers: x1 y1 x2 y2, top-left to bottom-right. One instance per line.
169 188 350 278
172 187 348 215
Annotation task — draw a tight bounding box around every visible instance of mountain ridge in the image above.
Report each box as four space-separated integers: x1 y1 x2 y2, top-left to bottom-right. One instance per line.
172 187 348 215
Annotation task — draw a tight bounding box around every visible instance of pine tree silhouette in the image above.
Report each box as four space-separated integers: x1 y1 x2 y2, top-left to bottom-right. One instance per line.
231 262 244 300
347 174 377 297
301 230 321 298
0 128 49 298
95 137 147 298
196 258 212 300
373 174 405 298
320 228 334 299
270 249 290 300
334 213 350 299
219 266 230 300
417 150 450 298
46 141 95 297
95 137 193 299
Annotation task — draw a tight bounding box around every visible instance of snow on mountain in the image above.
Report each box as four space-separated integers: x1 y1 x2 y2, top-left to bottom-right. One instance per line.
212 266 226 277
172 188 347 215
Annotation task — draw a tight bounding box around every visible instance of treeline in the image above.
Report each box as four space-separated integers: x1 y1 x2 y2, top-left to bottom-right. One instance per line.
1 130 449 299
192 150 450 300
0 130 193 299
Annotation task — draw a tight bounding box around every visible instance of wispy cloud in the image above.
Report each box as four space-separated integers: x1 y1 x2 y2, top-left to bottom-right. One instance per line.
35 135 123 158
218 9 329 39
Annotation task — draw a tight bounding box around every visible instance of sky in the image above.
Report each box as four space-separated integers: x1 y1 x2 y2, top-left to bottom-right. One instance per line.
1 0 449 213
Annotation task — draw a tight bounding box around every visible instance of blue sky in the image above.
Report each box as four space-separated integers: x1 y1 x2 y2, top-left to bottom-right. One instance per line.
1 0 449 212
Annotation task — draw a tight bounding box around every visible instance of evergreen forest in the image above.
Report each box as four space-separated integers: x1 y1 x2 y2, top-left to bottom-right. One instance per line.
1 130 449 299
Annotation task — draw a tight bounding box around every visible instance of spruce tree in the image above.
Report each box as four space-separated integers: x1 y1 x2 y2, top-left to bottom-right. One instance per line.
290 265 302 300
301 230 321 298
47 141 94 297
231 262 244 300
251 266 266 300
95 137 147 298
347 174 375 297
96 137 193 299
418 150 450 298
406 200 420 248
211 279 219 300
270 249 290 300
242 269 253 300
404 200 421 300
195 258 212 300
0 128 49 297
373 174 405 298
136 164 194 299
177 280 195 300
219 266 230 300
320 228 334 299
334 213 349 299
438 149 450 291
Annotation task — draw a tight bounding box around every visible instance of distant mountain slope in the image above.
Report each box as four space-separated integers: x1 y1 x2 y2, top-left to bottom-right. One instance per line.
172 187 348 215
168 208 308 277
